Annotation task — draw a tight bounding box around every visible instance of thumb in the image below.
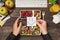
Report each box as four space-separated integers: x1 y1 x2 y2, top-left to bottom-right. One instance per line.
36 21 43 30
36 21 41 27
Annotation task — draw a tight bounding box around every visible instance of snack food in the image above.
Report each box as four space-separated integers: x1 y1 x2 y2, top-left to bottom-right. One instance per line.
20 10 41 35
34 10 41 19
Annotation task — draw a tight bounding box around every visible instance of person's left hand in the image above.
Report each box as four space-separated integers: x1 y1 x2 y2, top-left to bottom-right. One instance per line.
13 17 22 36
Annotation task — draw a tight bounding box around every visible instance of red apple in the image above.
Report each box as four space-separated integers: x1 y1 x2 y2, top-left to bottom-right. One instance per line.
28 11 32 15
5 0 14 9
0 7 8 15
21 11 26 16
26 11 32 17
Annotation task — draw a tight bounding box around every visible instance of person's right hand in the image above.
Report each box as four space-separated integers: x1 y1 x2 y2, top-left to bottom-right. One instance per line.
36 19 48 35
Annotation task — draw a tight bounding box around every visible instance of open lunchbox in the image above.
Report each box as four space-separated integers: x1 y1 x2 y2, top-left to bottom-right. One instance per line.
19 9 42 36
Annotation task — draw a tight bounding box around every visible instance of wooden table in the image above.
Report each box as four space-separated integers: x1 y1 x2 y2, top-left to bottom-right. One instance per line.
0 0 60 40
0 8 60 40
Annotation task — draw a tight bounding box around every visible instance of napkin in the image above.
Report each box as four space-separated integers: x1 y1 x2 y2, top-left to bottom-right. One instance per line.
53 12 60 24
0 15 10 27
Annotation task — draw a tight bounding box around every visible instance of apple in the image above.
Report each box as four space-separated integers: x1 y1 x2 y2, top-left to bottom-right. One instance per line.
21 11 26 16
27 11 32 15
5 0 14 9
0 7 8 15
26 11 32 17
5 0 12 1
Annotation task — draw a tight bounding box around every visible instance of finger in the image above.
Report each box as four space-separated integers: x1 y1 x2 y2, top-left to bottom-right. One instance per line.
37 19 44 22
36 21 41 27
37 19 46 24
36 21 43 31
36 21 43 32
14 17 20 26
18 22 22 29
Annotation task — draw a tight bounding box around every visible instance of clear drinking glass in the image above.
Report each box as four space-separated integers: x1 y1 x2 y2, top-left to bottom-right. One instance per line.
0 0 4 7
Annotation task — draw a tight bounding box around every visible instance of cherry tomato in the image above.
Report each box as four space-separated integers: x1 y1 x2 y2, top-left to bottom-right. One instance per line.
28 30 32 34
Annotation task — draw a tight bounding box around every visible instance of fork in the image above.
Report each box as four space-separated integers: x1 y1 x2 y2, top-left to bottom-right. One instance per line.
42 11 45 20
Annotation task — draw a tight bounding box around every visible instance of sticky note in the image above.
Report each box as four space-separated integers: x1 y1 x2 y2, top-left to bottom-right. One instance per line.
27 17 36 26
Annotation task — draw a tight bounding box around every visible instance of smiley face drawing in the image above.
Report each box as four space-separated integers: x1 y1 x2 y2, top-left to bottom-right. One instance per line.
27 17 36 26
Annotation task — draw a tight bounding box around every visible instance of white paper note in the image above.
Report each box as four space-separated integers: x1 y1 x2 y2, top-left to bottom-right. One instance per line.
27 17 36 26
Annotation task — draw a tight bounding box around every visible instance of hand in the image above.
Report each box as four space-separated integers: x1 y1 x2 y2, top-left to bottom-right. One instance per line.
13 17 22 36
36 19 47 35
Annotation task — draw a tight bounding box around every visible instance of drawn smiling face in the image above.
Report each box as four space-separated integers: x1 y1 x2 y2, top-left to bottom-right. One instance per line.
27 17 36 26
